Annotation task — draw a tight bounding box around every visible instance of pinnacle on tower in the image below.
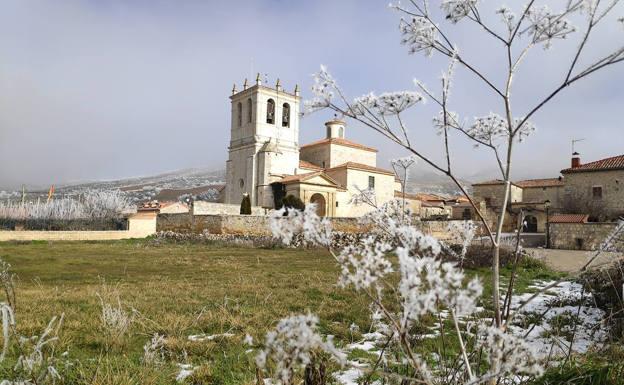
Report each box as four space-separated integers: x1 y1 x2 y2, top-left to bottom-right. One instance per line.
232 83 237 95
256 73 261 86
243 78 248 90
276 78 281 91
294 84 300 96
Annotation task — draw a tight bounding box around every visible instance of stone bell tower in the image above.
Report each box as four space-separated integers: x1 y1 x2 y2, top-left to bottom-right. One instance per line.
224 75 301 208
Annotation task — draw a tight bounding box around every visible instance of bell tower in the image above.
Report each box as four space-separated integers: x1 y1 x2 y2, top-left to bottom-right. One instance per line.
224 75 301 207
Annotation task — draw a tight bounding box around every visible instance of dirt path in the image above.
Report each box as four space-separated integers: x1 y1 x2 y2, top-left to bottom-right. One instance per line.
525 248 622 273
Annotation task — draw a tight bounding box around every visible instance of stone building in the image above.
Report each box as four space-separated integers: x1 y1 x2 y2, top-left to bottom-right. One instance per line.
560 153 624 221
472 152 624 232
224 76 416 217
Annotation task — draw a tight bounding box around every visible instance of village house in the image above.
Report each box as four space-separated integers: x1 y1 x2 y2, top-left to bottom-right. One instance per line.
472 152 624 233
223 76 418 217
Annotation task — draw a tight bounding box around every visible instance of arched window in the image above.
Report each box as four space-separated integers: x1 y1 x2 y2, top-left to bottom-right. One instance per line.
237 102 242 127
338 127 344 138
266 99 275 124
282 103 290 127
247 98 252 123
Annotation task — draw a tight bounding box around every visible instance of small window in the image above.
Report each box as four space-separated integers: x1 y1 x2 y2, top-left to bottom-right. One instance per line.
336 201 339 207
266 99 275 124
592 186 603 199
368 176 375 189
282 103 290 127
247 98 252 123
462 208 471 220
339 127 344 138
239 179 244 189
237 102 242 127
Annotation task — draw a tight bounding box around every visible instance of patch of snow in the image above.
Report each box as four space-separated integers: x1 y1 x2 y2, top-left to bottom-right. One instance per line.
176 363 196 382
187 332 235 342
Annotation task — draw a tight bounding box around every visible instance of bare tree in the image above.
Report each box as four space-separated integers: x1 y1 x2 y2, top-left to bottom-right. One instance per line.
303 0 623 368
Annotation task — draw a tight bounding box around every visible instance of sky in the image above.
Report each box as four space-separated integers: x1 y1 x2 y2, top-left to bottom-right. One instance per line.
0 0 622 189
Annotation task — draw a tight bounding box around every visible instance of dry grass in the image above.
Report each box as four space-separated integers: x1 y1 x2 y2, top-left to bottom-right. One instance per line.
0 240 371 384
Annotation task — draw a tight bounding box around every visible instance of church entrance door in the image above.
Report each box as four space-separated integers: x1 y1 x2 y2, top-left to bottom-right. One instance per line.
310 193 326 217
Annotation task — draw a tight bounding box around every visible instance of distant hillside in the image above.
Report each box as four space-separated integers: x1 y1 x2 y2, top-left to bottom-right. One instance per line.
1 168 225 203
403 165 473 197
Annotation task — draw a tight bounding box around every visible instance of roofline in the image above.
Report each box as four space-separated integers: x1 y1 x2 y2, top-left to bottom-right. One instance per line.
561 166 624 174
300 139 378 153
229 84 300 100
325 163 395 176
472 180 521 188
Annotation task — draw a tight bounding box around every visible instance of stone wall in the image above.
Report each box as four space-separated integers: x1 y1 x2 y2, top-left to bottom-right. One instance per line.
193 201 266 216
563 170 624 219
157 213 367 235
0 212 157 242
549 222 619 250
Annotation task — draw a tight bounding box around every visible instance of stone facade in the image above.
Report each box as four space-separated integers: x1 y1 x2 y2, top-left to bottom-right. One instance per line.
562 170 624 220
193 201 265 216
549 222 619 250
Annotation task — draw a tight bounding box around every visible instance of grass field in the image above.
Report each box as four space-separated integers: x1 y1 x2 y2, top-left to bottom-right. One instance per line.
0 240 564 384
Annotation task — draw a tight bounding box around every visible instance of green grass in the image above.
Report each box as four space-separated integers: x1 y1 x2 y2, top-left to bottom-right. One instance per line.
0 240 568 384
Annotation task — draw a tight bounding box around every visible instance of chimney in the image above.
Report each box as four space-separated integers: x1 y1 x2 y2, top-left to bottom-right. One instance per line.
571 152 581 168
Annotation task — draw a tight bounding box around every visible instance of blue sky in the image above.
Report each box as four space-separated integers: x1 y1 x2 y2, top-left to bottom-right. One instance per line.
0 0 622 189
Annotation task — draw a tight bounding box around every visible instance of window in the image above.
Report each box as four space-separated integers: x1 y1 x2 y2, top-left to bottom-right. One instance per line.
338 127 344 138
326 126 331 138
462 208 471 220
368 176 375 189
266 99 275 124
247 98 252 123
237 102 242 127
592 186 603 199
282 103 290 127
336 201 339 207
239 179 244 189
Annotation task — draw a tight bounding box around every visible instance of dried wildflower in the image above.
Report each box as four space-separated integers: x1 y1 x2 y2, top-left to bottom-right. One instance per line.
400 17 438 56
351 91 423 116
337 236 393 290
526 6 576 49
441 0 478 23
143 334 166 365
269 204 332 247
256 314 345 385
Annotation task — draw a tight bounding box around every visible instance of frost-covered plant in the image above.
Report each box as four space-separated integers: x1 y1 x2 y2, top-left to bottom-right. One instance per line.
270 204 332 247
13 315 65 385
142 333 166 365
263 204 544 384
446 220 477 260
96 291 134 347
256 313 345 385
0 189 133 220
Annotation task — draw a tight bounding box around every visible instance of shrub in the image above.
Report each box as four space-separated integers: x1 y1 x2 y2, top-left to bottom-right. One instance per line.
281 195 305 213
240 194 252 215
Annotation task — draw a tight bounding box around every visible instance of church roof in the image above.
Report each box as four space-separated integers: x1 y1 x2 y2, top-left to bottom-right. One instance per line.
299 160 323 171
326 162 395 176
279 171 344 189
300 138 378 153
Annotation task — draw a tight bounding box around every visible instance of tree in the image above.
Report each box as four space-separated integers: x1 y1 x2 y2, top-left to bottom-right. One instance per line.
261 1 624 384
240 194 251 215
305 0 623 329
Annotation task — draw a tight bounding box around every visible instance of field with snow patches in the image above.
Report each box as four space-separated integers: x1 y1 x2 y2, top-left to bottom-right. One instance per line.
0 240 605 385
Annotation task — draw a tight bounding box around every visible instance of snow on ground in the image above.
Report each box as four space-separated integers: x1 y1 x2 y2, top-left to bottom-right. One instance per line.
332 280 606 384
176 364 196 382
507 280 606 357
187 332 235 342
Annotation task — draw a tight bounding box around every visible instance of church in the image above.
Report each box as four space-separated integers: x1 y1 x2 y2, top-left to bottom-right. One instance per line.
224 75 407 217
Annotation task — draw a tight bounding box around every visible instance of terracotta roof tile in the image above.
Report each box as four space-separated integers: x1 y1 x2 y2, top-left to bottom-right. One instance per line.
326 162 395 176
549 214 589 223
515 178 564 188
561 154 624 173
300 138 378 152
299 160 322 170
394 191 423 200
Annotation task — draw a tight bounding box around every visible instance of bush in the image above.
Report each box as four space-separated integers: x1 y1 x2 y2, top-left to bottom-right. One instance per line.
281 195 305 212
582 260 624 340
240 194 252 215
